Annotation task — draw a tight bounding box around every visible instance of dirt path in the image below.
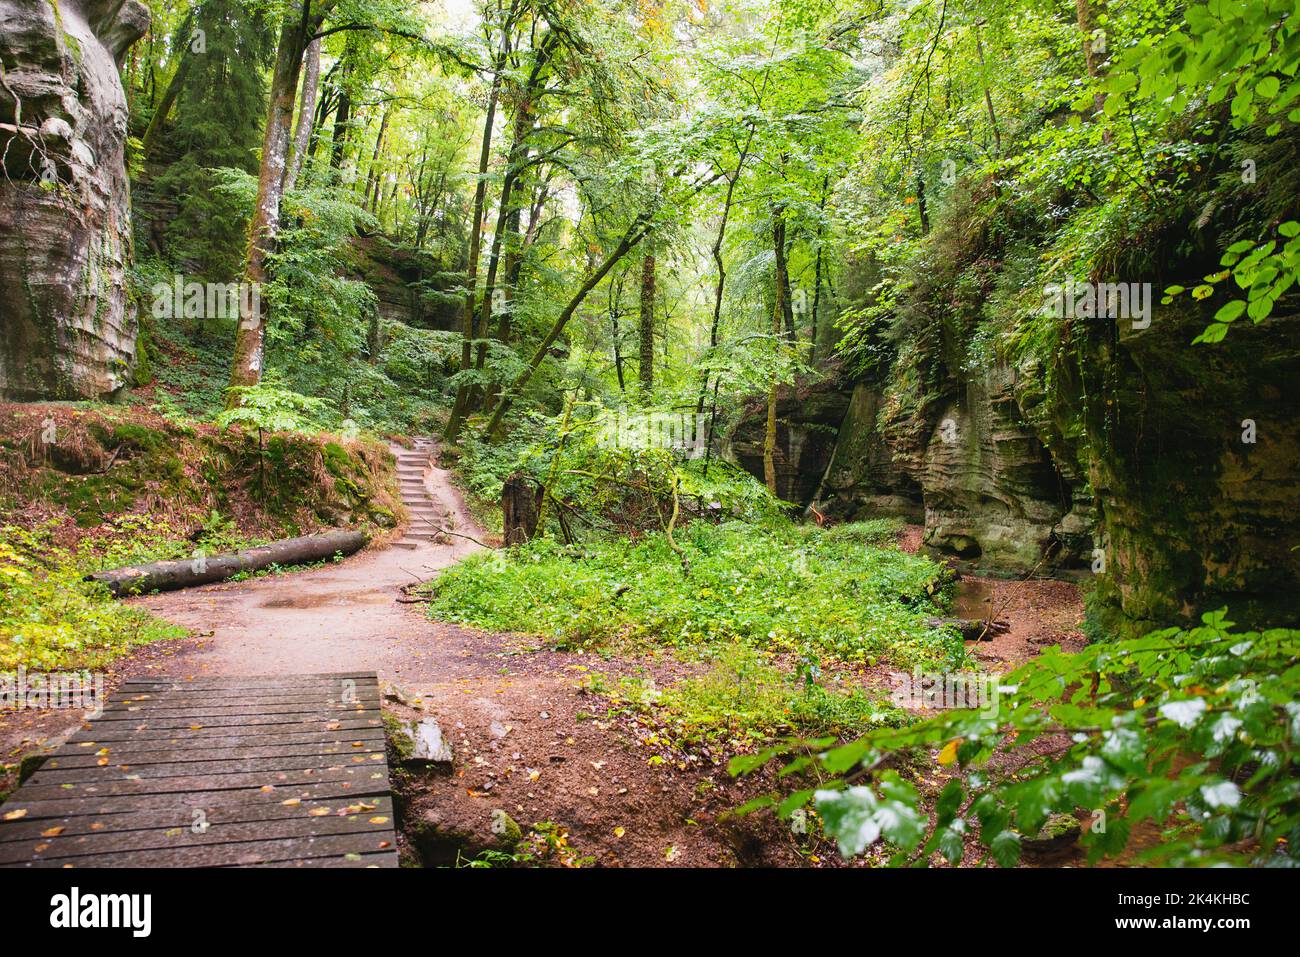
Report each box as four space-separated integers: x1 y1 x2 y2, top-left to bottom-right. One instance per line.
130 440 486 679
2 490 1088 868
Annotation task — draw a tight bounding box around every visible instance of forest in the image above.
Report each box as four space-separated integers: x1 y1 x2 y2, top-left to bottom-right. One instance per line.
0 0 1297 883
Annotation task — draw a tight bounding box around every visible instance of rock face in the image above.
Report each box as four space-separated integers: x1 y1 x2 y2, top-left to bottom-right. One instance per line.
729 301 1299 635
743 359 1092 575
0 0 149 401
1075 308 1300 636
352 236 460 332
723 377 850 506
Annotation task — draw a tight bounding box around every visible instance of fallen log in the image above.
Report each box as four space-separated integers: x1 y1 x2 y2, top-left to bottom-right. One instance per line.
86 530 369 597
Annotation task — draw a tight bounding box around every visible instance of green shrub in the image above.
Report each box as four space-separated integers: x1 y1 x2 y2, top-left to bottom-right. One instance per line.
0 524 185 671
425 521 964 669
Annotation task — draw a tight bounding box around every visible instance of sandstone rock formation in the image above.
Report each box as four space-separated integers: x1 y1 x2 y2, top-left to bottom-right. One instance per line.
723 377 850 506
0 0 149 400
798 361 1090 574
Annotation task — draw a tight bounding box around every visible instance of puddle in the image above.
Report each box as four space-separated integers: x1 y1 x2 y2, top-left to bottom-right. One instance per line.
951 577 995 620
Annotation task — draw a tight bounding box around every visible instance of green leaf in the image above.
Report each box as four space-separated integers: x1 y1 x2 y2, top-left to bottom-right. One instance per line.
989 829 1021 867
1214 300 1246 323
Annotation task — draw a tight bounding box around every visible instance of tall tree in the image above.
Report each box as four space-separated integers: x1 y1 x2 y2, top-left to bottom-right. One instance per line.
282 36 321 193
227 0 333 400
446 0 521 441
637 245 656 396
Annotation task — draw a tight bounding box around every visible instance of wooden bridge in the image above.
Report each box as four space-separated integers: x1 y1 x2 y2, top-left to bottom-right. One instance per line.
0 672 398 867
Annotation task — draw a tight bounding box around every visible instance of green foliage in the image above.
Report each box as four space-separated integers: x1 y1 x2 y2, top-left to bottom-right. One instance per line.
0 524 185 671
426 521 963 669
216 384 327 435
588 643 907 751
153 0 272 279
743 610 1300 867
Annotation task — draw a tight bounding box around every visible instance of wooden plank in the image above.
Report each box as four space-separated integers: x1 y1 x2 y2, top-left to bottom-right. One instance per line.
0 802 394 864
43 740 383 768
71 711 382 733
119 674 378 690
245 850 398 868
16 832 398 868
93 698 380 717
0 672 398 867
64 720 383 745
0 796 394 844
29 750 387 785
101 696 379 712
0 779 386 821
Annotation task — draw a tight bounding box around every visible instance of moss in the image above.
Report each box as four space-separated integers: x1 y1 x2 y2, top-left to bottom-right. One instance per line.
131 333 153 387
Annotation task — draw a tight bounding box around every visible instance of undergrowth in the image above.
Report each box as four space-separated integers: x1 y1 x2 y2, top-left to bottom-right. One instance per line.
425 520 965 670
0 524 187 670
584 644 908 753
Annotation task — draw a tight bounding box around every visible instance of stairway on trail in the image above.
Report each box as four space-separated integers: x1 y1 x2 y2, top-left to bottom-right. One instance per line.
392 438 449 551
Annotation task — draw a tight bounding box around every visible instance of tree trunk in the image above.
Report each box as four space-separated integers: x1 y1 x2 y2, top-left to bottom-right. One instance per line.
773 207 793 341
1075 0 1111 141
139 35 192 159
810 174 829 362
974 23 1003 156
226 4 318 402
363 105 391 213
282 36 321 194
445 22 513 442
502 472 541 545
471 34 554 411
638 246 656 397
610 270 627 392
329 87 351 171
696 135 752 416
763 211 787 496
484 214 655 440
87 530 368 596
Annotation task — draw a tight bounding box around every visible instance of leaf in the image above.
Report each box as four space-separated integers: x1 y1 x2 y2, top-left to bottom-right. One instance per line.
1214 300 1246 323
815 787 881 856
989 829 1021 868
1159 698 1206 728
1200 780 1241 809
3 810 28 821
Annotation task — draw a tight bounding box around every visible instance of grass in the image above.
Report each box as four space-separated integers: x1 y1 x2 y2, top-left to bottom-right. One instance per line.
424 519 967 671
584 644 909 751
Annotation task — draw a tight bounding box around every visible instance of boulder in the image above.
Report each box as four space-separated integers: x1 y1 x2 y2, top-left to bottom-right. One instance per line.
391 717 454 768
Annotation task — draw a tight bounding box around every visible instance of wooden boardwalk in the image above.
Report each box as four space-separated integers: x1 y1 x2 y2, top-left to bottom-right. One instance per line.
0 672 398 868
